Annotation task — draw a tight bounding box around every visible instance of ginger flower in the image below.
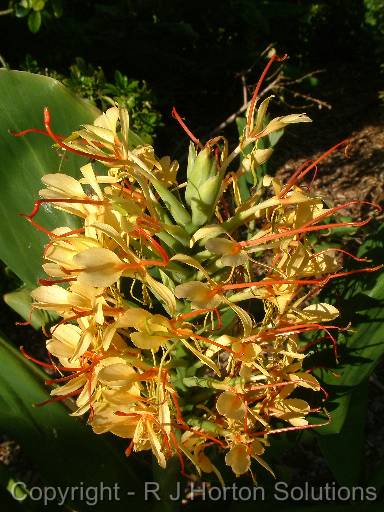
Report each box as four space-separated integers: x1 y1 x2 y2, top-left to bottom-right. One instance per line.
31 282 108 323
174 281 222 309
225 440 266 477
18 51 380 481
73 247 126 288
205 237 248 267
101 308 173 351
216 391 245 421
114 308 173 351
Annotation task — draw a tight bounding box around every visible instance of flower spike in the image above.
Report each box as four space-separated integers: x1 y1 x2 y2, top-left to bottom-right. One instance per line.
18 60 381 481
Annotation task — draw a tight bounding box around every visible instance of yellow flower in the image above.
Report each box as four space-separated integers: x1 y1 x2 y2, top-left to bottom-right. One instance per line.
205 237 248 267
216 391 245 421
73 247 126 288
225 444 250 476
174 281 221 309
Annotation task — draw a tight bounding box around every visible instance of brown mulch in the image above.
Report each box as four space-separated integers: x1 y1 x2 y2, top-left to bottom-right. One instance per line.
275 123 384 216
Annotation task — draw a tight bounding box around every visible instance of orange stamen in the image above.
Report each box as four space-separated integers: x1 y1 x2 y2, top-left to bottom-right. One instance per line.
302 201 381 229
239 219 372 248
246 52 288 136
310 247 369 263
34 389 81 407
21 198 105 221
20 346 82 372
278 139 350 198
171 107 203 148
43 107 121 163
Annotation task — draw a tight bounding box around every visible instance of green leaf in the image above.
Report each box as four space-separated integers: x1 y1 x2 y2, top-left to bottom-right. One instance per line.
150 177 192 228
318 379 368 485
31 0 45 12
0 70 99 286
15 5 30 17
316 224 384 432
51 0 63 17
27 11 41 32
315 392 351 435
3 285 50 329
0 333 143 510
320 266 384 391
268 127 284 147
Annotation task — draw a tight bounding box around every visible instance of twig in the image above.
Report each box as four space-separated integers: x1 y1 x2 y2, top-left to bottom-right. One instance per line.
0 8 12 16
208 67 330 136
241 74 248 108
284 69 326 86
370 374 384 392
0 53 8 68
279 88 332 110
208 75 282 136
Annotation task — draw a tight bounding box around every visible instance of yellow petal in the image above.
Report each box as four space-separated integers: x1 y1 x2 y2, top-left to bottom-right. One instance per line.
280 398 310 414
190 225 226 247
205 238 236 256
225 445 250 476
289 417 309 427
94 107 119 133
70 327 94 361
146 419 167 468
175 281 221 309
41 173 84 197
221 253 248 267
145 275 176 315
251 440 265 456
73 248 123 288
42 262 67 277
98 363 137 387
31 285 70 308
47 324 82 357
80 163 104 200
232 340 259 362
130 332 166 351
81 124 115 144
263 113 312 136
90 403 138 437
50 375 87 396
301 303 339 322
102 388 141 405
117 308 151 330
289 372 320 391
216 391 245 420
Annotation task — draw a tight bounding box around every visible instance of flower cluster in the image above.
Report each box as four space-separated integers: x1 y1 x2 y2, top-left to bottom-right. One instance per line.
21 54 380 481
